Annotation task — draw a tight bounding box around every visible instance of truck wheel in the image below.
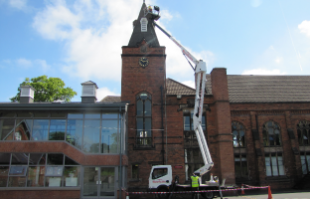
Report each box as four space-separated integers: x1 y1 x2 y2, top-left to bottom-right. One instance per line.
201 191 213 199
157 187 169 199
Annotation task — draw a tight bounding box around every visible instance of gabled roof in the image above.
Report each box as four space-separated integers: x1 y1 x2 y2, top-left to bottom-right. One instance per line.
127 3 160 47
206 75 310 103
166 78 195 95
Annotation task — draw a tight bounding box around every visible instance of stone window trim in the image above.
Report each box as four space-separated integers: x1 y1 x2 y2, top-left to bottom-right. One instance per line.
262 121 282 147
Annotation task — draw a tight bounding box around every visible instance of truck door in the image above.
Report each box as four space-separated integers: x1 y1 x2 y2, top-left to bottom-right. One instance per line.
149 167 171 189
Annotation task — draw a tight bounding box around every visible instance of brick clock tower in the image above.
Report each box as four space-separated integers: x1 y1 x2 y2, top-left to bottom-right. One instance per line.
121 3 167 189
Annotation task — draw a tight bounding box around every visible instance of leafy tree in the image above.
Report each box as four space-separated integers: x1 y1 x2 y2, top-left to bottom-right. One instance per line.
10 75 77 102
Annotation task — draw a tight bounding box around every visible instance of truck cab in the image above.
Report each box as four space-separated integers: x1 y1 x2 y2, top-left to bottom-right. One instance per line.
148 165 172 191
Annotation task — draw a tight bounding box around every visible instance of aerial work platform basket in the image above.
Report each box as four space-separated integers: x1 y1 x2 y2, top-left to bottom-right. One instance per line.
144 5 160 20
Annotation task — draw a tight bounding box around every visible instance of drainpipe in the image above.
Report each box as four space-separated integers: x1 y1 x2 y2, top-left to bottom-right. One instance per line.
160 86 165 165
119 107 123 199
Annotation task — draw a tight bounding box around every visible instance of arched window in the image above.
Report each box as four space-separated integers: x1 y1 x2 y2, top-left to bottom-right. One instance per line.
232 122 245 148
263 121 281 147
136 93 152 146
297 121 310 146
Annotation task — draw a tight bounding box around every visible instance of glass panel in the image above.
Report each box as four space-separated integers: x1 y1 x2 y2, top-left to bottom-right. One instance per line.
66 120 83 149
190 113 194 131
145 118 152 145
11 153 29 165
202 115 206 130
14 119 32 140
32 120 49 141
274 129 281 145
100 168 115 196
83 120 100 153
83 167 98 196
271 156 278 176
184 116 190 131
0 153 11 165
9 166 27 176
136 100 143 116
239 131 245 147
136 118 143 145
8 177 26 187
303 129 308 145
145 100 151 116
301 155 307 174
29 154 46 165
49 120 66 140
47 154 63 165
278 156 284 175
27 166 45 187
63 166 80 187
45 177 62 187
85 114 100 119
0 119 15 140
307 155 310 173
102 120 119 153
102 113 118 119
265 157 271 176
68 113 83 119
65 156 79 165
46 166 63 176
152 168 168 179
0 166 9 187
233 130 238 147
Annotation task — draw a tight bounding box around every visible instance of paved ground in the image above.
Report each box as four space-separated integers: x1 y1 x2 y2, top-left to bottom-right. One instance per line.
128 189 310 199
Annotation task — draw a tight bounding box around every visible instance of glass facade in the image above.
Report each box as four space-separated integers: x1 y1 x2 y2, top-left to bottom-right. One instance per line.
0 153 80 187
0 112 123 154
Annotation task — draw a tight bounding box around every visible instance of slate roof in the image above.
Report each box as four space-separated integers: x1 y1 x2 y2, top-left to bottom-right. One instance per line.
166 78 195 95
101 96 121 103
127 3 160 47
100 76 310 103
206 75 310 103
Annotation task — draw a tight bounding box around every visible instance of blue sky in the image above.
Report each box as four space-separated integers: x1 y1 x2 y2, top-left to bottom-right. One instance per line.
1 0 310 102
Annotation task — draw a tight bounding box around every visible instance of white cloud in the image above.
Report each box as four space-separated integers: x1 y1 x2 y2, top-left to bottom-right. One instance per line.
8 0 27 10
181 80 195 89
16 58 32 68
298 20 310 37
242 68 286 75
96 87 119 101
251 0 262 8
31 0 214 84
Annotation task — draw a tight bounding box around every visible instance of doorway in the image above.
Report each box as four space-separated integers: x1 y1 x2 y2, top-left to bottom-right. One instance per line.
82 167 117 198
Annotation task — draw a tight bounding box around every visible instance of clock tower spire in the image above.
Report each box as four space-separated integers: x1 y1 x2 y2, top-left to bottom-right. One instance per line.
121 1 167 189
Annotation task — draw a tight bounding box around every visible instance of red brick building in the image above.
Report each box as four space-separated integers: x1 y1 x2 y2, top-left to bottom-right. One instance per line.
105 2 310 191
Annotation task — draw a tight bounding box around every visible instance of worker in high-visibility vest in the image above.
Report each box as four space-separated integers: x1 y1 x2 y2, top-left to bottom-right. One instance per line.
190 173 200 199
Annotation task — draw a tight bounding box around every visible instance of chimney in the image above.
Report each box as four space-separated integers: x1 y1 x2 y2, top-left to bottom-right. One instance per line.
20 85 35 103
81 81 98 103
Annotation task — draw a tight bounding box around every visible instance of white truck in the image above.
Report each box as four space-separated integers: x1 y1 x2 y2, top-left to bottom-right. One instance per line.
144 5 219 199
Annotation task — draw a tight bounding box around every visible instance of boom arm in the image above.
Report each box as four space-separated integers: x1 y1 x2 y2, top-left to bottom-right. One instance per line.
153 22 214 176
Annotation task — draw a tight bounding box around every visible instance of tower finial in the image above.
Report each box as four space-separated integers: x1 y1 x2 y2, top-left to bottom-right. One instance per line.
143 0 145 3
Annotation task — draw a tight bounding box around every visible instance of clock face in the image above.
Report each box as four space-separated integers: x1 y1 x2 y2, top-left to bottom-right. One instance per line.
139 57 149 68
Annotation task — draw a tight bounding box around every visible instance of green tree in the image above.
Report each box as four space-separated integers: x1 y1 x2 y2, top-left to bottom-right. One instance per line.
10 75 77 102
